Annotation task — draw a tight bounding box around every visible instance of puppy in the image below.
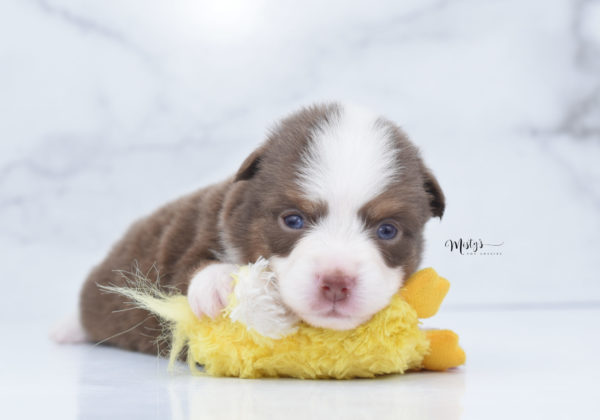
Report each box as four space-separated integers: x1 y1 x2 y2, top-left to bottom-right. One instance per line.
76 103 444 354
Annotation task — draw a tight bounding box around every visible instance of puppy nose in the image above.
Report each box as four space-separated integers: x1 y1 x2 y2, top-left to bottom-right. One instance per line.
320 274 354 303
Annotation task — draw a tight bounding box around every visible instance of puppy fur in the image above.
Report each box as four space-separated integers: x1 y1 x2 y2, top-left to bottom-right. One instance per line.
79 103 444 354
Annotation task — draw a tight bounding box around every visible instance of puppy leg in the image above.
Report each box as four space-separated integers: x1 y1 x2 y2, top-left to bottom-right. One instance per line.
187 263 237 319
50 313 88 344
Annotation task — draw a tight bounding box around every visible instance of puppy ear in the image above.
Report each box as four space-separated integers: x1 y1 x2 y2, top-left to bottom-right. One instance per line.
234 145 266 182
422 166 445 219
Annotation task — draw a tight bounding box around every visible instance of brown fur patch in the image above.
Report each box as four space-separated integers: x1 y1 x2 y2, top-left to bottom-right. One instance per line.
219 104 339 260
79 183 229 354
356 120 442 273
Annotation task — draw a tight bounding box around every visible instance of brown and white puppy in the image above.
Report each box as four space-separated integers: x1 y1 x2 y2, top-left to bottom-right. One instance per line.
71 103 444 354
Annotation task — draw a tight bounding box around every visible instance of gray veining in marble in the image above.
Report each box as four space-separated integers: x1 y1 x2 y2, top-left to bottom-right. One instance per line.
1 0 599 324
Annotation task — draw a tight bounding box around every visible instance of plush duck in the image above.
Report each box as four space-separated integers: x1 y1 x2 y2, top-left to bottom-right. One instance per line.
114 259 465 379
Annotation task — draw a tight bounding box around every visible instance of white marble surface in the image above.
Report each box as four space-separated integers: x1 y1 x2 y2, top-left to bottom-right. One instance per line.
1 0 599 419
2 309 600 420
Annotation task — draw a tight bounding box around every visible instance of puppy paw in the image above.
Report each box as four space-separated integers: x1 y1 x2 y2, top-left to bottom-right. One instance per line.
49 313 88 344
187 263 237 319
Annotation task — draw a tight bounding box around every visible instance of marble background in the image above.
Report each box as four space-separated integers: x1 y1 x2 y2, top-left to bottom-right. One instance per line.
1 0 599 323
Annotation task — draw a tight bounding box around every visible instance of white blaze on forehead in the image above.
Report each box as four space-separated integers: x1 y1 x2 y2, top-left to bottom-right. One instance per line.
297 105 401 210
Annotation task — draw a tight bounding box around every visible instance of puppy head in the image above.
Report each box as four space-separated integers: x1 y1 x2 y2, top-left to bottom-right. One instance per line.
220 103 444 330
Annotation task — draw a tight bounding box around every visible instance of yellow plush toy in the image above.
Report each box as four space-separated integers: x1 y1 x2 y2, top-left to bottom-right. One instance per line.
117 260 465 379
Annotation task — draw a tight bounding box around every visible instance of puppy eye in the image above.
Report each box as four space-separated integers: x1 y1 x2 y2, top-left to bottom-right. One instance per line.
283 214 304 230
377 223 398 240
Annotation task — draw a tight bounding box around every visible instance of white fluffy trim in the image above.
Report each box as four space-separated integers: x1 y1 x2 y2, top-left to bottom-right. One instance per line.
229 258 300 339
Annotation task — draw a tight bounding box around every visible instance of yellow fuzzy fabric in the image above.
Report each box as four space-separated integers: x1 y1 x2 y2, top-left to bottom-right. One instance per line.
117 267 465 379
